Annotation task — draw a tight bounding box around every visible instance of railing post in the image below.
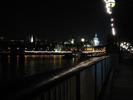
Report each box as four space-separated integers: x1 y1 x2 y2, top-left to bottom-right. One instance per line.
95 64 97 100
76 73 81 100
105 58 107 77
1 56 110 100
101 60 104 87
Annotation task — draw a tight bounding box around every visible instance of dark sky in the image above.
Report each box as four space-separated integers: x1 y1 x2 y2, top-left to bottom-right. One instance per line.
114 0 133 42
0 0 133 42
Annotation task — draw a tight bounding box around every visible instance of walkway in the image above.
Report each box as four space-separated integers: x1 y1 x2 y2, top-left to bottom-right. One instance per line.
110 56 133 100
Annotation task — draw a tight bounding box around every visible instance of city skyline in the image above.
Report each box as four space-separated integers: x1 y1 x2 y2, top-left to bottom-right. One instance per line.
0 0 133 42
0 0 110 41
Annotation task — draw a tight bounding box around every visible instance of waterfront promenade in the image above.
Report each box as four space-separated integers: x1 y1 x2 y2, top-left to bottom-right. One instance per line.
109 56 133 100
101 53 133 100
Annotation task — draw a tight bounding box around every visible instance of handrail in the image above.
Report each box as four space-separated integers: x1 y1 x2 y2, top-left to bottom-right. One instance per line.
2 56 110 100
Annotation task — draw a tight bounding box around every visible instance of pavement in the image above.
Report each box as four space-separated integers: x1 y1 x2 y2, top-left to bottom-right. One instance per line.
109 56 133 100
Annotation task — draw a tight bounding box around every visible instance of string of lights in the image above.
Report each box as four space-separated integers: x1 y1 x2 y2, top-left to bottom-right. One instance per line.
103 0 116 36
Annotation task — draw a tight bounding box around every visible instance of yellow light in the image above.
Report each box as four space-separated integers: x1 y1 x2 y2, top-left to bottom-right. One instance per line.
104 0 115 8
104 0 115 14
110 2 115 8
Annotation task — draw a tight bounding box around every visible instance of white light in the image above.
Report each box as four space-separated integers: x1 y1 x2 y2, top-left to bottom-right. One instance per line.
120 43 124 47
125 47 128 50
31 35 34 43
112 27 116 36
124 42 126 45
24 51 72 53
104 0 107 3
81 38 85 42
122 45 125 48
106 4 112 14
104 0 115 14
111 18 114 22
71 39 74 44
126 43 130 46
111 23 114 27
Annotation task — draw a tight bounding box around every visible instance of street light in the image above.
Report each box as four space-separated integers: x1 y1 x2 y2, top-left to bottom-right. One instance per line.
103 0 116 14
80 38 85 51
112 27 116 36
103 0 118 55
103 0 116 36
111 23 114 27
111 18 114 22
81 38 85 42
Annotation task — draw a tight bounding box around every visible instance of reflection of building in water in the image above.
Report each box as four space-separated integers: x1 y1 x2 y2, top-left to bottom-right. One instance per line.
93 33 100 46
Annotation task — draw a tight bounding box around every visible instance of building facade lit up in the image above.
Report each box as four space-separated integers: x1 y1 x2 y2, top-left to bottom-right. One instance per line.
93 34 100 46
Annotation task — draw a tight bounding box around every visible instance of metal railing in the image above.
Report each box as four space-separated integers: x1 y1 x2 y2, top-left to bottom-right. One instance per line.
3 56 111 100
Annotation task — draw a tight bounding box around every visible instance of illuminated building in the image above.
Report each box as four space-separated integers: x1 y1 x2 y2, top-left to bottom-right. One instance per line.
93 34 100 46
29 34 39 43
54 44 63 52
71 39 75 44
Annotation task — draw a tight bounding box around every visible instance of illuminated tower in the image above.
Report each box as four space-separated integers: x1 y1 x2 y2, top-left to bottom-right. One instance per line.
93 33 100 46
31 35 34 43
29 34 34 43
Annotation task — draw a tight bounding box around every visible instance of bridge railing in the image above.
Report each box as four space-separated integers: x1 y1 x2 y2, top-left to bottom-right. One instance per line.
4 56 111 100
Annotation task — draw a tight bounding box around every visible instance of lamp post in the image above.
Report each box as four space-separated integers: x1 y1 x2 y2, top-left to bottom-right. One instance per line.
81 38 85 51
103 0 118 53
103 0 116 36
103 0 121 64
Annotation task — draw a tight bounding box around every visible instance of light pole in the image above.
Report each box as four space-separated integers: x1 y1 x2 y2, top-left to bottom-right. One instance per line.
103 0 116 35
81 38 85 51
103 0 118 53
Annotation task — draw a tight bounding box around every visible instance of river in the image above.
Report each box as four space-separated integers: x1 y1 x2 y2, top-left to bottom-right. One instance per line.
0 54 87 81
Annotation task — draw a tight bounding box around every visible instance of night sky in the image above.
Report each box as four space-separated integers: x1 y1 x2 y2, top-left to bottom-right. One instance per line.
0 0 133 42
114 0 133 42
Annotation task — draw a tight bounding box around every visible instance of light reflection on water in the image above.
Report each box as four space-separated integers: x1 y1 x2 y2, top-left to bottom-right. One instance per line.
0 55 80 80
23 55 79 76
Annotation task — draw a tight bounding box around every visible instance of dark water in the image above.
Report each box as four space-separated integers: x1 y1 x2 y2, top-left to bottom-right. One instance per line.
0 54 81 81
